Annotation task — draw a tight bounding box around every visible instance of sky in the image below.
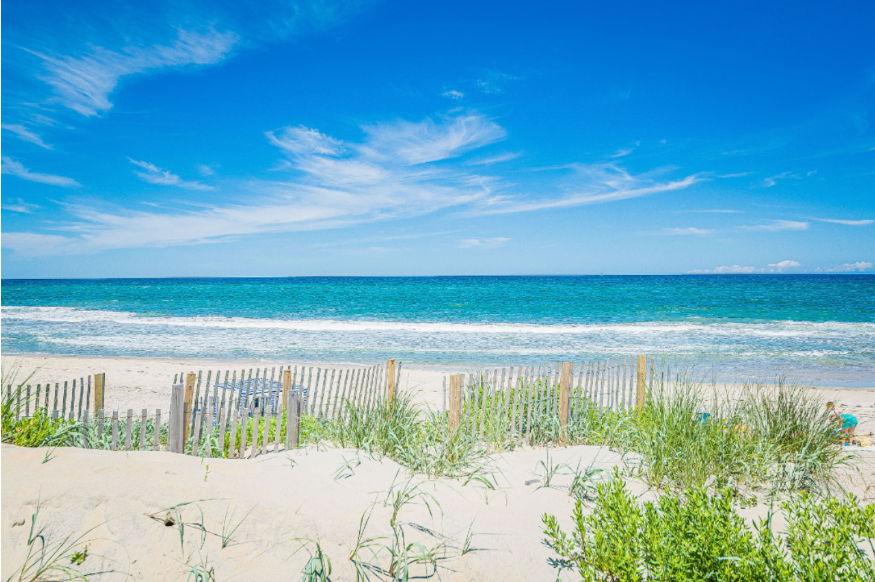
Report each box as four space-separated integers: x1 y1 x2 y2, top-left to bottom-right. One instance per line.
2 0 874 278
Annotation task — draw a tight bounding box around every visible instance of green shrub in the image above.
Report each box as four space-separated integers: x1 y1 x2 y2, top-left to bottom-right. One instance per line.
543 475 875 582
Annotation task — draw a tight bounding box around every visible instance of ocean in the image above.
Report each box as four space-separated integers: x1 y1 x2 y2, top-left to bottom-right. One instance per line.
2 276 874 386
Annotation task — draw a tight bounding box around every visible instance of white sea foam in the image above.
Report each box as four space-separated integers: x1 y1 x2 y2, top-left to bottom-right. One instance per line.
3 306 873 337
3 306 874 385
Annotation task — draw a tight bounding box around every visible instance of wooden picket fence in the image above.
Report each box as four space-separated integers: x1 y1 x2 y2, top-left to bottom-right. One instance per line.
4 373 106 422
162 359 403 458
444 356 650 439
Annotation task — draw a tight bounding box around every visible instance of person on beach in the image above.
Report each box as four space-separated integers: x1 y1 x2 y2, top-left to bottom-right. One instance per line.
827 402 858 443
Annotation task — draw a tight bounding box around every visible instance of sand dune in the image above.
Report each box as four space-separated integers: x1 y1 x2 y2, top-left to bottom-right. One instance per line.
2 443 628 581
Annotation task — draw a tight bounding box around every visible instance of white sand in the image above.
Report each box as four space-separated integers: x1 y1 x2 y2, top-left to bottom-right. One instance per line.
3 442 874 581
7 354 875 434
2 443 628 581
4 353 875 579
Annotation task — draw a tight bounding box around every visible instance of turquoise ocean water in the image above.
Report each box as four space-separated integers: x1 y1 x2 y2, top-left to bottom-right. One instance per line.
2 276 873 386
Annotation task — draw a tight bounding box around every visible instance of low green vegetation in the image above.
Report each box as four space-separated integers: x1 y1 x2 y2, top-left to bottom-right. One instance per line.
543 474 875 581
2 360 850 495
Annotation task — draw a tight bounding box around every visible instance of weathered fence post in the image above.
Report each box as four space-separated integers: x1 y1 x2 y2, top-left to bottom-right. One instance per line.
93 373 105 413
559 362 572 444
169 383 184 453
286 389 302 449
387 359 396 407
448 374 462 433
183 373 196 446
636 355 647 411
281 369 292 409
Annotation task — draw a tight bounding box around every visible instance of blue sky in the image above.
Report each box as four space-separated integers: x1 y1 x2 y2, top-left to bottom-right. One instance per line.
2 0 873 278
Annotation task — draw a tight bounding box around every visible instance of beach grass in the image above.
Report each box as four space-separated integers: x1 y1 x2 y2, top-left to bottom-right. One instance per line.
2 358 850 494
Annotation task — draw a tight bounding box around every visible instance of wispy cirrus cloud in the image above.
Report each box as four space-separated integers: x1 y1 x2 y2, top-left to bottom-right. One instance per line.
664 227 713 236
739 220 809 232
5 0 367 130
2 124 52 149
3 111 704 258
3 113 508 256
129 159 213 190
1 157 80 187
812 218 873 226
266 126 344 156
442 90 464 100
825 261 873 273
682 209 741 214
459 237 510 249
688 265 757 274
2 198 41 214
763 171 795 187
33 28 238 117
472 163 701 215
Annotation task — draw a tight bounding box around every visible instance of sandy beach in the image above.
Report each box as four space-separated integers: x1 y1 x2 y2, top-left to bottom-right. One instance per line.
4 442 875 581
8 354 875 435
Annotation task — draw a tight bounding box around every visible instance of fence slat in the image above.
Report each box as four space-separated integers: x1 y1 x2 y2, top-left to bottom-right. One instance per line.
169 383 184 454
261 405 271 456
192 404 203 457
286 389 301 449
124 409 132 451
229 404 238 459
154 409 161 451
238 402 249 460
206 397 214 459
111 410 119 451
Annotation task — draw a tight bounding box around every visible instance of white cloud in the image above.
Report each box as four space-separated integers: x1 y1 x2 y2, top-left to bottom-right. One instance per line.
474 163 701 215
1 157 80 187
2 112 703 257
826 262 873 273
459 237 510 249
2 124 52 149
197 164 217 177
688 265 757 274
358 115 507 164
2 198 41 214
476 71 518 94
665 227 713 236
129 159 213 190
266 126 344 156
682 209 741 214
767 260 801 272
739 220 809 232
3 113 507 256
763 172 794 187
34 28 237 117
1 232 75 258
609 148 634 158
442 90 464 99
813 218 873 226
465 152 522 166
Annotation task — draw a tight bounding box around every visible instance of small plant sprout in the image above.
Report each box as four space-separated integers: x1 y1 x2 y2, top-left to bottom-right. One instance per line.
42 447 57 464
534 449 568 489
221 504 255 549
332 455 361 481
70 545 87 565
301 542 332 582
569 460 604 503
